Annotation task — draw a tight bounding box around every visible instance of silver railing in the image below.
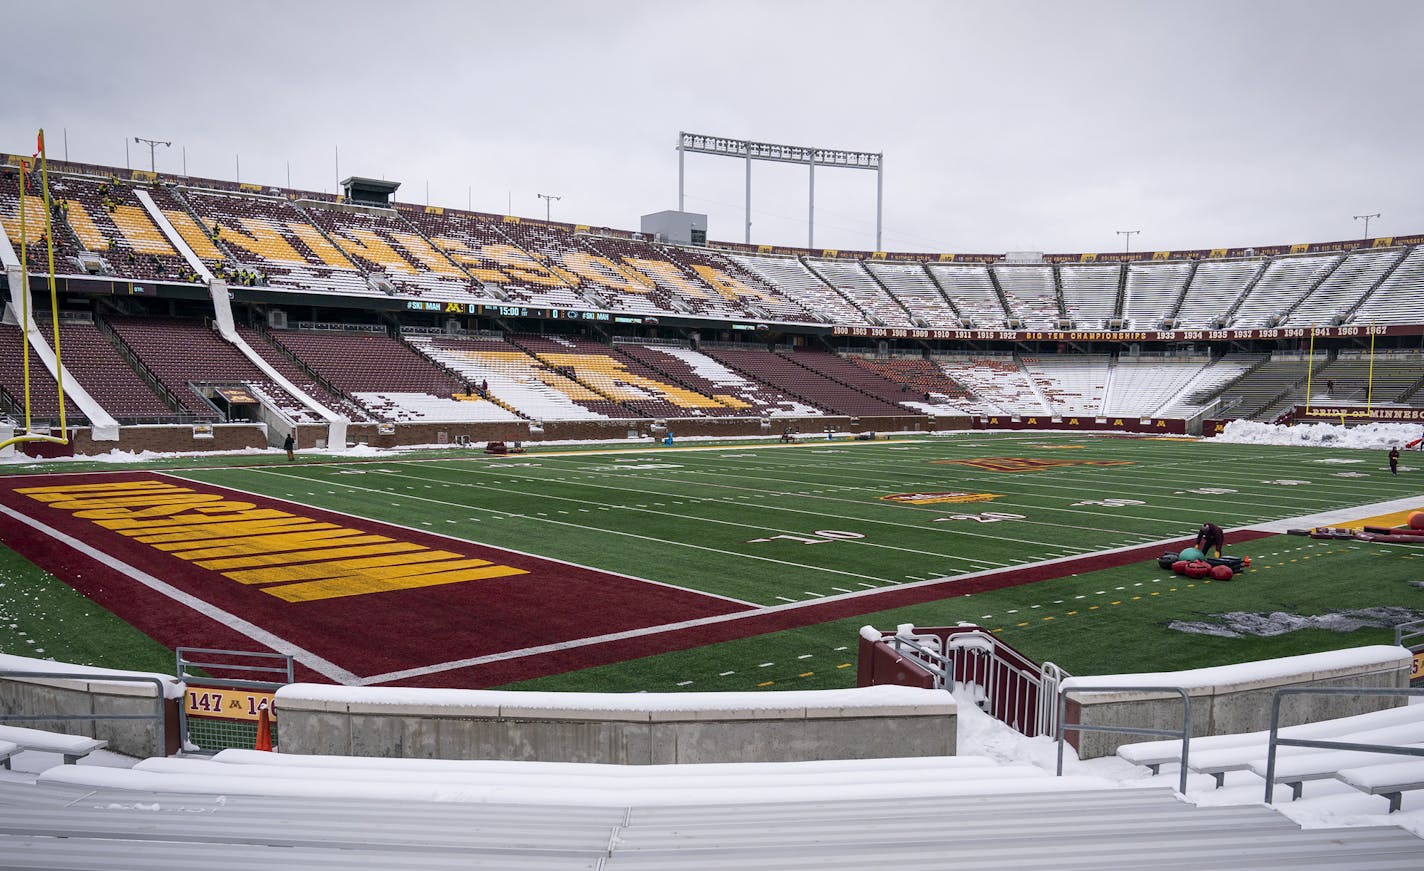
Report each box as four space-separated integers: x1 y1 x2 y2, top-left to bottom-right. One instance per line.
175 647 293 753
1055 685 1192 794
0 670 169 758
884 626 1069 738
1395 618 1424 685
1263 686 1424 809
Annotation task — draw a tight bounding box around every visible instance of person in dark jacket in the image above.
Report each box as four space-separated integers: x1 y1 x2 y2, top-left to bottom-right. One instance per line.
1389 446 1400 476
283 432 295 461
1195 521 1225 558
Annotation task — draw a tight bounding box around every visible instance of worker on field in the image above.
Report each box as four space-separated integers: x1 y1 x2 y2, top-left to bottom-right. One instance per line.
1389 446 1400 476
1195 521 1225 558
283 431 295 462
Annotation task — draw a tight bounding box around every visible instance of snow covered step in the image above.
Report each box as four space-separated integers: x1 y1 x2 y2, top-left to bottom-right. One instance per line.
132 754 1037 792
0 833 595 871
601 817 1422 870
1337 759 1424 812
1251 743 1424 799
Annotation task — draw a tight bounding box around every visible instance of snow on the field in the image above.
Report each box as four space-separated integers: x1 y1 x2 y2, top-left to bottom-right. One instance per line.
1212 419 1424 450
1170 607 1424 639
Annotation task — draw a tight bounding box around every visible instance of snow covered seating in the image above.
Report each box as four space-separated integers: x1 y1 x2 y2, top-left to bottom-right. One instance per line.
1338 760 1424 813
0 724 107 764
1118 687 1424 810
1065 646 1412 759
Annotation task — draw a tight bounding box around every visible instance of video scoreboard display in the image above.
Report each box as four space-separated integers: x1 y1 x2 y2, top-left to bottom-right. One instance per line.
405 301 613 322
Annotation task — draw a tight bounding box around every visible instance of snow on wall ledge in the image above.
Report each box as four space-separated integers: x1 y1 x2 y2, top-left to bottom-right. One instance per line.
275 682 954 718
0 652 185 700
1062 645 1410 696
273 683 960 762
1060 645 1412 759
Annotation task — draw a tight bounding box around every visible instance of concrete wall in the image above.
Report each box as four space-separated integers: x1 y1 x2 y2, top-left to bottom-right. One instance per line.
45 414 953 455
1064 648 1412 759
274 685 956 764
20 423 266 457
0 670 182 757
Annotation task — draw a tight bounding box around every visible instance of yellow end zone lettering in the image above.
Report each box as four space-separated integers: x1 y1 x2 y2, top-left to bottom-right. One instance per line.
21 479 530 603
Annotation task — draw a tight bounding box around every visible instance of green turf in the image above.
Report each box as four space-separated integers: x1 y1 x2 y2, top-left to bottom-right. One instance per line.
502 534 1424 693
0 543 177 673
167 433 1422 605
2 432 1421 688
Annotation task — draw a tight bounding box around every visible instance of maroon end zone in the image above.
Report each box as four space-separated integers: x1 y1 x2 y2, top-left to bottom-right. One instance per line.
0 471 751 682
404 529 1277 687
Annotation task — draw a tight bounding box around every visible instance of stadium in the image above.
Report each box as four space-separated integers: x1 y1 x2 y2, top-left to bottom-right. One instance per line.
2 2 1424 867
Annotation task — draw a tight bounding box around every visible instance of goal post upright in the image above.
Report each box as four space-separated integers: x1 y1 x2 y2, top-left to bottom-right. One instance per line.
0 128 70 452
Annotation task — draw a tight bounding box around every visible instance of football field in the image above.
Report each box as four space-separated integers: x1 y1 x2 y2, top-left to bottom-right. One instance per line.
1 432 1420 690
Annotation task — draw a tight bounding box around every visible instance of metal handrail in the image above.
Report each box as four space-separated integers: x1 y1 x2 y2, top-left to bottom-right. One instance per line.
1056 685 1192 794
1263 686 1424 805
1395 618 1424 651
886 630 1067 737
176 647 294 684
175 647 293 752
0 670 169 758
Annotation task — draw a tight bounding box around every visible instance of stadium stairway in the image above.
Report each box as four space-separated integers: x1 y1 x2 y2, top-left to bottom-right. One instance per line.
4 750 1420 869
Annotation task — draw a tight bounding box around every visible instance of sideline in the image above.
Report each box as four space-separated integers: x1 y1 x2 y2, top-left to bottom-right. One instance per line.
1250 496 1424 533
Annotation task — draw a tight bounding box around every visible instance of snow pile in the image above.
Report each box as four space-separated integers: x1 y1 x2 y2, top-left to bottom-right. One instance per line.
1169 607 1424 639
0 444 283 467
1213 419 1424 450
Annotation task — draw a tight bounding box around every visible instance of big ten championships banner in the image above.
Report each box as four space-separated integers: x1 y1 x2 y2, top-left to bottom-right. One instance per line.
832 324 1423 343
973 415 1187 435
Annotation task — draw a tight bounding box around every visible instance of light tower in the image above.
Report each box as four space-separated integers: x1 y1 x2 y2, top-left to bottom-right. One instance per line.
133 137 171 173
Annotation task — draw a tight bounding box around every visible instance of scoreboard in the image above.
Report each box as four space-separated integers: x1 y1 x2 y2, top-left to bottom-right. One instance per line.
404 301 614 321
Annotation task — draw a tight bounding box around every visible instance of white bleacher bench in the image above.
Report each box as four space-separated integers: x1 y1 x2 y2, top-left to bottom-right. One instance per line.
1338 760 1424 813
1186 721 1424 790
1116 702 1424 776
1249 743 1424 801
0 725 107 764
0 740 17 770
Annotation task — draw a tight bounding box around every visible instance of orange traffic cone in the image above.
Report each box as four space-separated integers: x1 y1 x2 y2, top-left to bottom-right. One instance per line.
254 702 273 752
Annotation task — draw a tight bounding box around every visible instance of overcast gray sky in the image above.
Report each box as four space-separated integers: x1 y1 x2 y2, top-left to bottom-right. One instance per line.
5 0 1421 254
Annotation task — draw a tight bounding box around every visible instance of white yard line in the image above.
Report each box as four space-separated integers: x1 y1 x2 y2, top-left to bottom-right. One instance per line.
0 503 358 684
379 461 1013 566
226 469 899 589
1249 496 1424 533
353 527 1215 685
174 471 760 608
